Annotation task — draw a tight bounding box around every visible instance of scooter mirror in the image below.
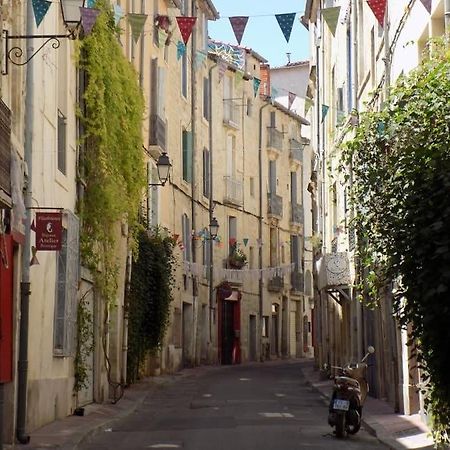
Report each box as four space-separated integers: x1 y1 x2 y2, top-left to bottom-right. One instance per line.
367 346 375 354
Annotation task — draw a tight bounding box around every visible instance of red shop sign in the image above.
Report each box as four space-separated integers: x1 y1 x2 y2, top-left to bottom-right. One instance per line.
36 212 62 251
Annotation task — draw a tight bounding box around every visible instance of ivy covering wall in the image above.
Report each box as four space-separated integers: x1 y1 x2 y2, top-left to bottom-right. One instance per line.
341 40 450 445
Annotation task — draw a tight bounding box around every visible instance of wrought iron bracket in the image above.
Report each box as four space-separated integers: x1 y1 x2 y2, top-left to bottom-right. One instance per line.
2 29 75 75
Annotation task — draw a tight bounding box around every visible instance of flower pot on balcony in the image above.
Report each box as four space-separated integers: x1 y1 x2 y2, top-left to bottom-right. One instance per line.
228 257 247 269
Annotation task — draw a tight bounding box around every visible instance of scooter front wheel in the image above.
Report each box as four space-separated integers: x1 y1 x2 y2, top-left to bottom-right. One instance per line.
335 413 346 438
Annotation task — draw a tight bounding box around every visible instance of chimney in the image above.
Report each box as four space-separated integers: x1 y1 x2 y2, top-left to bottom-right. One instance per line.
260 63 271 98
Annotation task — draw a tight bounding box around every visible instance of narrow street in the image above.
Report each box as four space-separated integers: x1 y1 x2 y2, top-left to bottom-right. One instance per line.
79 361 386 450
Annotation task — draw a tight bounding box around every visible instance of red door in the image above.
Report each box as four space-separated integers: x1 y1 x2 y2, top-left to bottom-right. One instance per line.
0 234 13 383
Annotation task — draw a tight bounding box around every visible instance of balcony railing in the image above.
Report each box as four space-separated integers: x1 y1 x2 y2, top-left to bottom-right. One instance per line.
268 275 284 292
223 99 239 126
267 193 283 217
289 139 303 163
149 114 166 154
267 127 283 152
291 203 304 225
290 271 304 293
224 176 243 206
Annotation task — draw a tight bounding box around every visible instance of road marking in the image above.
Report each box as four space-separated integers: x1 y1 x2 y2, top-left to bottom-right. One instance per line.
259 412 294 418
202 394 212 397
148 445 181 448
239 377 251 381
275 393 286 397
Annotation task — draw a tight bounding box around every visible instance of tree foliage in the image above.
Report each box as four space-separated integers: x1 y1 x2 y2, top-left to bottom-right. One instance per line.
341 40 450 445
126 228 176 383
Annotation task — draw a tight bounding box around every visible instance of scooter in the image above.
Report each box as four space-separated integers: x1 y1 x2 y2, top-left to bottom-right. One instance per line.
327 346 375 438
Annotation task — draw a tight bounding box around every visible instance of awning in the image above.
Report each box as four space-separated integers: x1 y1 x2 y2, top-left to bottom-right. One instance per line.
224 290 239 301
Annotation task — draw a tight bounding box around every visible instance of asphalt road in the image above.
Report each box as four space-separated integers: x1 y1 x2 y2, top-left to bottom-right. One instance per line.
79 361 386 450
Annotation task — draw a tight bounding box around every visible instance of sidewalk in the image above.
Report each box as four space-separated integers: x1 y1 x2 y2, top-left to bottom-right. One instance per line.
299 359 435 450
5 359 437 450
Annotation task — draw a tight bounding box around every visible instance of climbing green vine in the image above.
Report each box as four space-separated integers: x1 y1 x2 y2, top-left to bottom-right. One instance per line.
76 2 145 303
340 39 450 446
126 228 176 384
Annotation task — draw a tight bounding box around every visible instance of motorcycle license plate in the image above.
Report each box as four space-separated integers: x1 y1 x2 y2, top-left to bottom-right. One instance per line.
333 399 350 411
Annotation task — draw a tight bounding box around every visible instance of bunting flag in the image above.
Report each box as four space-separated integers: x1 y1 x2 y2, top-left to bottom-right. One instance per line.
114 4 124 25
86 0 96 7
158 29 166 47
288 91 296 110
229 16 249 45
420 0 432 13
275 13 296 43
243 238 249 247
80 7 101 35
235 70 244 86
321 104 329 122
321 6 341 36
177 41 186 60
218 59 228 82
305 97 314 115
229 237 237 246
155 14 171 32
194 50 207 69
128 13 148 44
367 0 387 26
253 77 261 98
176 16 197 45
340 0 351 24
32 0 52 28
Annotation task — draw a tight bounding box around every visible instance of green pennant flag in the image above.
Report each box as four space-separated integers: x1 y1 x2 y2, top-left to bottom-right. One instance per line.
235 70 244 86
253 77 261 98
321 6 340 36
158 29 166 47
305 98 314 115
128 13 147 44
321 104 329 122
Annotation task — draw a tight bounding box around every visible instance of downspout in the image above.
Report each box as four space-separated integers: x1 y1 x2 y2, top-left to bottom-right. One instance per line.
258 100 270 361
190 0 197 265
122 250 132 385
17 0 34 444
208 62 217 345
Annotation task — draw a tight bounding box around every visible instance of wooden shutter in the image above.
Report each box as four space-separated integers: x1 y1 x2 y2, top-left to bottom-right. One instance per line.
0 101 11 197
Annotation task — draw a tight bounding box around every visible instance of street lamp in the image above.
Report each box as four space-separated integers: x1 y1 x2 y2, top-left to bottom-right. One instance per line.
2 0 84 75
209 217 219 240
149 152 172 187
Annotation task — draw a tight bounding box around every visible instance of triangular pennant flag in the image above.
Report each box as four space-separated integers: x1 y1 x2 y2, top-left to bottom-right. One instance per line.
218 60 227 82
339 0 351 24
235 70 244 86
243 238 249 247
86 0 95 7
321 7 340 36
114 4 124 25
177 41 186 60
275 13 296 43
288 92 296 110
155 14 171 32
367 0 387 26
253 77 261 98
194 50 207 69
420 0 432 13
176 16 197 45
158 29 166 47
80 7 101 35
321 104 329 122
229 237 237 246
128 13 147 44
32 0 52 28
304 97 314 115
229 16 249 45
30 219 36 232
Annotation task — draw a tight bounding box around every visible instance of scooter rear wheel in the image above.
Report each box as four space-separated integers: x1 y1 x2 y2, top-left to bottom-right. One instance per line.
335 413 346 438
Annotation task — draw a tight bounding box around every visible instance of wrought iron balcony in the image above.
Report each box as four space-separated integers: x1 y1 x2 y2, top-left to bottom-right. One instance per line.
268 275 284 292
290 203 304 225
223 176 243 206
223 99 240 127
289 139 303 163
267 127 283 152
149 114 166 157
268 193 283 218
290 271 304 293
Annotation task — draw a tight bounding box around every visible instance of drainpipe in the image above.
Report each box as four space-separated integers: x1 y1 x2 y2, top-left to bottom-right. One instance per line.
16 0 34 444
122 250 132 384
190 0 197 266
208 62 217 346
258 100 270 361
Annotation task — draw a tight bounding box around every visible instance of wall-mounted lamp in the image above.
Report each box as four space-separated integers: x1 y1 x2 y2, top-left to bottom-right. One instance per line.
2 0 85 75
209 217 219 240
149 152 172 187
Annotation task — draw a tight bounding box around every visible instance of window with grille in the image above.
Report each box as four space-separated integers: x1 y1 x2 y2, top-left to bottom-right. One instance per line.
53 211 79 356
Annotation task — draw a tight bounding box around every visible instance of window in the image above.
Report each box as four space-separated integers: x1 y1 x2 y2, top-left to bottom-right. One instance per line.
57 110 67 175
290 235 300 271
203 77 210 121
147 162 159 227
228 216 237 254
269 160 277 194
269 111 276 128
181 52 188 98
290 171 297 204
202 148 210 197
247 98 252 116
54 211 79 356
270 227 278 267
180 0 188 15
182 129 192 182
262 316 269 337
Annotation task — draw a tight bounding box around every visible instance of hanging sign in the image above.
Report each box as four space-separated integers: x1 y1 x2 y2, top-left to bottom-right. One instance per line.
36 212 62 251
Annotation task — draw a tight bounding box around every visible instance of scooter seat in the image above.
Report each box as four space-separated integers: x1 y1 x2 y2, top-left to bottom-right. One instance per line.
336 376 360 388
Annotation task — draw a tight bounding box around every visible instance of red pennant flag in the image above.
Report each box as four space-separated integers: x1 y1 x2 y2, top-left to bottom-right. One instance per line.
229 237 237 246
176 16 197 45
288 92 296 110
229 16 249 45
367 0 387 26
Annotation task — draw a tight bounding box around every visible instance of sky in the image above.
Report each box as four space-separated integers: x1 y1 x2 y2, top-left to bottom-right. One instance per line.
208 0 310 68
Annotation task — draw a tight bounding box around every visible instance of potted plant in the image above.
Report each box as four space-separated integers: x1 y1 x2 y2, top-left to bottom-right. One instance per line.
227 245 247 269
